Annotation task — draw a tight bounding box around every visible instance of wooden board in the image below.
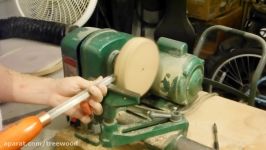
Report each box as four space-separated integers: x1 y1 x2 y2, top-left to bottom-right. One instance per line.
186 92 266 150
0 38 62 76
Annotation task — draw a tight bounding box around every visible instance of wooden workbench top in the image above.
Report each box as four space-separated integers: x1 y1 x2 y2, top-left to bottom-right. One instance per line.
186 92 266 150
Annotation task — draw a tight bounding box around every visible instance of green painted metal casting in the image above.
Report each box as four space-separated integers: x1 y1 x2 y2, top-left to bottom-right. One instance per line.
152 37 204 105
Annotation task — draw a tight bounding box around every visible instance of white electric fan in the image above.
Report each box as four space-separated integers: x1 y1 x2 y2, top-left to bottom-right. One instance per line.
15 0 98 26
0 0 98 77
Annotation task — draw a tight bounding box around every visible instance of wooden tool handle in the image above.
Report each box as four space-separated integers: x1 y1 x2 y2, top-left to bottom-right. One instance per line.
0 116 43 150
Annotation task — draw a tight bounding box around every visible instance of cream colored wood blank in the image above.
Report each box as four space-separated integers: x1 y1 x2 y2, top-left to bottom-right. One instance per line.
114 37 159 96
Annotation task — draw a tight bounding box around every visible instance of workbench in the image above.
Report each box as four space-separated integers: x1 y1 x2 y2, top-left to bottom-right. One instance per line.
186 92 266 150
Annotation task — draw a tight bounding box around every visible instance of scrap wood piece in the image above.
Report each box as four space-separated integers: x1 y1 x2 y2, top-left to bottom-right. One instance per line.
0 38 62 76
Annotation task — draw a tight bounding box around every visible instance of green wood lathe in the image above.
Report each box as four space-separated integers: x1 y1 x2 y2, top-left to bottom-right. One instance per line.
61 27 207 149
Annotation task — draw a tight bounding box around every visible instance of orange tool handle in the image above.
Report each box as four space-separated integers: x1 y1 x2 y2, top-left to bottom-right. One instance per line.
0 116 43 150
80 101 93 116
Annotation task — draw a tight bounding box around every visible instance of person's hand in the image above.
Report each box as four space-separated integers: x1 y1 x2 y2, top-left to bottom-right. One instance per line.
48 76 107 123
